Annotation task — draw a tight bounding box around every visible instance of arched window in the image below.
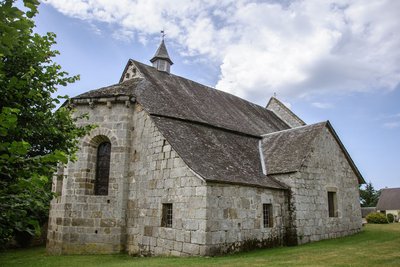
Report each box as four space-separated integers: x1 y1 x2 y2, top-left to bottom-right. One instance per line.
95 142 111 195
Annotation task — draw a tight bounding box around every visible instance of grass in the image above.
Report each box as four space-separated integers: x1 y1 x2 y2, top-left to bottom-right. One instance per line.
1 224 400 267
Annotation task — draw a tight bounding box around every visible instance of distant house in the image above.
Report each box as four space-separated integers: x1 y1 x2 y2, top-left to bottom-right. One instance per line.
376 188 400 222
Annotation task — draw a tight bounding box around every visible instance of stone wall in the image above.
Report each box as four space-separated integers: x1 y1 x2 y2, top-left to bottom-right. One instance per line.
126 104 208 256
47 100 133 254
47 97 361 256
47 100 210 256
47 99 291 256
266 98 305 128
273 127 362 244
123 105 290 256
205 183 288 255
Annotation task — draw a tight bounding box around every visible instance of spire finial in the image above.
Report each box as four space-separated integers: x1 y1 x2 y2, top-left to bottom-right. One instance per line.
161 30 166 41
274 92 277 98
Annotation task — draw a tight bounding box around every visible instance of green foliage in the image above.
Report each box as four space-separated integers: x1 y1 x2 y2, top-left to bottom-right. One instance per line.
366 212 388 224
0 0 92 247
386 213 394 223
359 182 380 207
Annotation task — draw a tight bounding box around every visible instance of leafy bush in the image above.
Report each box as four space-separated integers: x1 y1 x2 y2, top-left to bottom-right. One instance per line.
366 212 388 224
386 214 395 223
0 0 92 248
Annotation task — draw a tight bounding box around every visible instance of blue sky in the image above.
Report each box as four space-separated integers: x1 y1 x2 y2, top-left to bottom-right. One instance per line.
35 0 399 190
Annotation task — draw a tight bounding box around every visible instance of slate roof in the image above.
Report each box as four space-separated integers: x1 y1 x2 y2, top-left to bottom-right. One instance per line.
76 60 290 137
262 121 365 184
74 60 289 189
377 188 400 210
76 78 143 99
73 59 363 188
152 116 284 189
262 122 326 175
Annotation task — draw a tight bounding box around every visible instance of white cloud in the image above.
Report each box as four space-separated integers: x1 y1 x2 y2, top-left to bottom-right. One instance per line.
43 0 400 101
311 102 334 109
112 29 135 42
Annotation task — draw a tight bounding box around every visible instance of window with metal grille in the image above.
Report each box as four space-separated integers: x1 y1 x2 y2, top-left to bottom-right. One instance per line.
263 204 273 228
328 191 337 217
95 142 111 195
162 203 173 228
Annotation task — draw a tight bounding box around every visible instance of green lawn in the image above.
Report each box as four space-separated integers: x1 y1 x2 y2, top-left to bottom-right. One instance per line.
1 224 399 267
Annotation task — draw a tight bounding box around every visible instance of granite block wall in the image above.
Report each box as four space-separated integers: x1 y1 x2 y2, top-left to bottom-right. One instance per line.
205 184 288 255
126 104 208 256
47 99 133 254
272 127 362 245
47 98 361 257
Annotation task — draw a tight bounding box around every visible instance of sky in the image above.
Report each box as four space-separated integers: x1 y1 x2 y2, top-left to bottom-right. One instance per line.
33 0 399 190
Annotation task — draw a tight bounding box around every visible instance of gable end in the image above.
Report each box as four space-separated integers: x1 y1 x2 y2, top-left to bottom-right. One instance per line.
119 59 144 83
266 97 306 128
325 121 365 184
300 121 365 185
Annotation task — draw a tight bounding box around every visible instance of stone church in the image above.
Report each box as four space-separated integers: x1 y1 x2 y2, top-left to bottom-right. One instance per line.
47 39 364 256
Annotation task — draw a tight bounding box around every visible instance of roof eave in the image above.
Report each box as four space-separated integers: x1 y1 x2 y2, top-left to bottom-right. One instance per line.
150 56 174 65
205 179 288 190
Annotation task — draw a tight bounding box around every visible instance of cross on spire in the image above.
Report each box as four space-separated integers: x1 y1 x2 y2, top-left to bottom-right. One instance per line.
150 30 173 73
161 30 166 41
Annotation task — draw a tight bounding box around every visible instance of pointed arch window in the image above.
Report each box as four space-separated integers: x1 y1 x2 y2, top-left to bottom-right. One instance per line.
95 142 111 195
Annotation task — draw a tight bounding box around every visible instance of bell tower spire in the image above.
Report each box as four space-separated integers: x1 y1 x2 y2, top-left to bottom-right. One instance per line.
150 30 173 73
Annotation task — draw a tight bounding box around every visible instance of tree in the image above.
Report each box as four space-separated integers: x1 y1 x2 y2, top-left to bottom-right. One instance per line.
0 0 92 247
359 182 380 207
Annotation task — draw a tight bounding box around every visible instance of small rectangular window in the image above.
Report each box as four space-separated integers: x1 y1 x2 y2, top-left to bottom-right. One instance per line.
162 203 173 228
328 191 337 217
263 204 273 228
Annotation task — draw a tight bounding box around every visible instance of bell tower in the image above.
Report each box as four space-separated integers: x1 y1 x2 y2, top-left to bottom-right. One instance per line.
150 31 173 73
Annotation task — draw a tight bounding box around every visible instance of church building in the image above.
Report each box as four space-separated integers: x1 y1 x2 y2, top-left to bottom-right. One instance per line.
47 39 364 256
